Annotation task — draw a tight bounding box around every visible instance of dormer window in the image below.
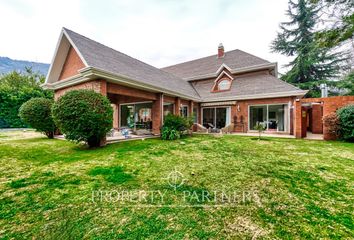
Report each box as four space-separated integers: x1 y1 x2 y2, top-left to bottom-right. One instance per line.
218 79 231 91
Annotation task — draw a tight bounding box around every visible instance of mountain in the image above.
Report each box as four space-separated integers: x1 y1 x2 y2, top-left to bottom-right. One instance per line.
0 56 49 75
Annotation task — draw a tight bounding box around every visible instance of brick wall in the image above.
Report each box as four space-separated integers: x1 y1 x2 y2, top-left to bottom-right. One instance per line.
58 47 85 80
54 80 104 100
297 96 354 140
152 93 163 134
311 104 323 134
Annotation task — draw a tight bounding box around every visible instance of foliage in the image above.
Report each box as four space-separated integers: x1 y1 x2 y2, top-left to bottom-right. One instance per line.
161 114 193 140
337 105 354 142
161 128 181 140
51 90 113 147
0 69 53 128
271 0 345 97
323 112 340 137
311 0 354 48
19 98 56 138
254 122 267 140
337 71 354 96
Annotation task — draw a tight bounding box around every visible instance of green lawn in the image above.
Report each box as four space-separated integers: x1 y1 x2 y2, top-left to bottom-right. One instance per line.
0 131 353 239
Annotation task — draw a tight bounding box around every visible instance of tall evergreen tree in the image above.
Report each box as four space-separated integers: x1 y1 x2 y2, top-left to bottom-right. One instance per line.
271 0 344 97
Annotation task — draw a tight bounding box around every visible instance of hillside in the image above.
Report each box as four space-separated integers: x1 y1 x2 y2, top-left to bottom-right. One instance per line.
0 56 49 75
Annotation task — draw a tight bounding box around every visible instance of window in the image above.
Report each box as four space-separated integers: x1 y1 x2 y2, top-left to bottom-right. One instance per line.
163 103 174 116
180 106 188 117
218 79 231 90
202 107 230 129
120 102 153 130
193 106 198 123
249 104 288 132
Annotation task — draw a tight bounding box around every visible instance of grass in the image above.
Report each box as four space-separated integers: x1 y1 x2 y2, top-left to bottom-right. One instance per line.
0 130 353 239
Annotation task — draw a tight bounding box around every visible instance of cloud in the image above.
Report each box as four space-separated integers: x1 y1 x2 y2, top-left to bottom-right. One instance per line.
0 0 291 72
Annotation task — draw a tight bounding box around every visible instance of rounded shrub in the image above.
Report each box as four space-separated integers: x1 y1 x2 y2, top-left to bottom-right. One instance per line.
337 105 354 142
52 90 113 147
19 98 56 138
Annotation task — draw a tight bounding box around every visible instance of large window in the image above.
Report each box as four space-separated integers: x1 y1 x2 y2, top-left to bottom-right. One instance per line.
120 102 152 130
163 103 174 116
180 105 188 117
249 104 288 132
202 107 230 129
193 106 198 123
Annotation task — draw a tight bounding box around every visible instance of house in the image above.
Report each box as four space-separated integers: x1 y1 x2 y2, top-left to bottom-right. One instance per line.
44 28 310 136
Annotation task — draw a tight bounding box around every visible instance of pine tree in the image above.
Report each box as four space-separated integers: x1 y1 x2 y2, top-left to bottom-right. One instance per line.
271 0 344 97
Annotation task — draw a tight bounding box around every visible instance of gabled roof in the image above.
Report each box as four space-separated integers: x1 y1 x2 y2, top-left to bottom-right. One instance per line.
46 28 200 99
192 73 305 102
161 49 272 80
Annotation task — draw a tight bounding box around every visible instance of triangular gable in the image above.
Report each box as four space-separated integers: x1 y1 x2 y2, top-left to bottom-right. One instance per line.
45 28 88 84
215 63 232 75
58 46 85 80
211 65 234 92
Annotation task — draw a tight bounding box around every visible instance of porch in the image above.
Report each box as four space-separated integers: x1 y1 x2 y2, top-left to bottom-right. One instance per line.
105 81 194 135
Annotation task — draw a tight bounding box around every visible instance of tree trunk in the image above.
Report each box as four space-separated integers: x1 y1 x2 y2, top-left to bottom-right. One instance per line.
46 131 54 139
87 136 107 148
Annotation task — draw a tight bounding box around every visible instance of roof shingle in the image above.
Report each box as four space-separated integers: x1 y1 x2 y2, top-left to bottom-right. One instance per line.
161 49 270 79
64 28 199 98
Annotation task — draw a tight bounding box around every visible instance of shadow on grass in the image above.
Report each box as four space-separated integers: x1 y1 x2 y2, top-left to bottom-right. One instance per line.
88 166 134 184
250 137 272 141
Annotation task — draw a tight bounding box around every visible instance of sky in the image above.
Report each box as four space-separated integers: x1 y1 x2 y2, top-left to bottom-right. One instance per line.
0 0 292 73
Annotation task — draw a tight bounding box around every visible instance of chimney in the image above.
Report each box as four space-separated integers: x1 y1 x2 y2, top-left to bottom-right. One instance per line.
218 43 224 58
320 83 328 97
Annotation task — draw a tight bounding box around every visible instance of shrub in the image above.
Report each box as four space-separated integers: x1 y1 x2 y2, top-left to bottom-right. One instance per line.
254 122 267 140
19 98 56 138
337 105 354 142
52 90 113 147
323 113 340 139
161 114 193 140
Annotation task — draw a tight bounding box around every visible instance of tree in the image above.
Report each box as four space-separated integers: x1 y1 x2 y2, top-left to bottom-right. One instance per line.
337 71 354 95
311 0 354 48
52 90 113 148
19 98 56 138
271 0 344 97
0 69 53 128
254 122 267 140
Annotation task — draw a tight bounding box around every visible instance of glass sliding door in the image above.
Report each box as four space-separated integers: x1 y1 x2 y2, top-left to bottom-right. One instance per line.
268 105 285 131
202 108 215 128
202 107 230 129
249 105 267 130
249 104 288 132
120 102 152 131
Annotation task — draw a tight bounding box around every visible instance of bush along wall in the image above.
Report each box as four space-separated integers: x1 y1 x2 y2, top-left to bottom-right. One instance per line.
337 105 354 142
52 90 113 148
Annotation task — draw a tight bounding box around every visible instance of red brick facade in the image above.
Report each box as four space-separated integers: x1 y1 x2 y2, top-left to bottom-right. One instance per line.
54 80 104 100
58 47 85 80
